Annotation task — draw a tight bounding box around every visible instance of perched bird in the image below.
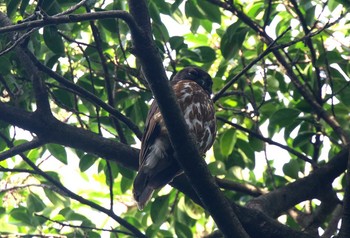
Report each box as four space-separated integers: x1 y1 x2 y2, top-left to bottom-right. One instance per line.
133 66 216 210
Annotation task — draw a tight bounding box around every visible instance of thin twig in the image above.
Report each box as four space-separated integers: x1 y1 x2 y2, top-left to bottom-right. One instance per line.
25 50 143 139
36 214 136 236
213 26 291 102
217 117 317 167
0 137 44 162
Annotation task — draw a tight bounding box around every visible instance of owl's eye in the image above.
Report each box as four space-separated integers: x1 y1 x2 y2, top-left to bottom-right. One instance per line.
187 69 198 77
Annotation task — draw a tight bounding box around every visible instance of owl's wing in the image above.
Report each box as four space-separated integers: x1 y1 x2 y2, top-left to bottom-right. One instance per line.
139 100 161 166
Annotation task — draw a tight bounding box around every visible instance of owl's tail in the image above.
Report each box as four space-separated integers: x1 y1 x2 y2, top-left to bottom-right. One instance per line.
133 170 154 210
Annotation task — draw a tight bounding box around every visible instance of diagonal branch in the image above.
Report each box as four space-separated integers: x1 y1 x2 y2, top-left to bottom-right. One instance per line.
213 26 291 102
217 117 317 166
0 10 141 36
0 137 44 162
127 0 249 237
207 0 350 145
25 50 142 139
86 6 127 144
246 149 348 218
0 102 139 170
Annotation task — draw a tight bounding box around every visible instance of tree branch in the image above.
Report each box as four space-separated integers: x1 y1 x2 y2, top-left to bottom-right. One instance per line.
0 10 140 36
246 149 348 218
127 0 248 236
25 50 142 139
86 6 127 144
36 214 136 236
0 137 44 162
20 148 145 237
207 0 350 145
213 26 291 102
217 117 316 166
0 102 139 170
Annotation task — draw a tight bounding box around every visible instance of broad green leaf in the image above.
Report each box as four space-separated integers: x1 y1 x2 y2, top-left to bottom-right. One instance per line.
220 128 237 156
20 0 30 15
293 131 314 148
283 159 300 179
9 207 31 225
249 134 265 152
221 23 248 60
7 0 21 18
193 46 216 62
198 1 221 23
120 177 133 193
118 165 135 180
43 26 65 55
79 154 97 172
148 1 162 24
0 207 5 216
208 160 226 176
169 36 186 51
27 193 45 213
185 0 205 19
175 221 193 238
270 108 301 128
44 188 68 206
47 144 67 165
236 139 255 170
59 208 88 221
316 51 344 66
184 0 220 23
150 195 169 225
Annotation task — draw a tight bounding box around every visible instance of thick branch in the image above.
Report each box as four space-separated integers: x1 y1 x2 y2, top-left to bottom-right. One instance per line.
0 102 139 170
246 149 348 217
0 10 140 35
127 0 248 237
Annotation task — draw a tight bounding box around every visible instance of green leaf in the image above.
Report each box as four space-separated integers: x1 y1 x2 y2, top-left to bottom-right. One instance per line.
59 208 88 221
9 207 31 225
52 88 74 108
150 195 169 225
44 188 68 206
120 177 133 193
169 36 186 51
283 159 300 179
43 26 65 55
236 139 255 170
175 221 193 238
208 160 226 176
148 1 162 24
7 0 21 17
20 0 30 15
220 128 237 156
293 131 314 148
47 144 67 165
184 0 220 23
249 134 265 152
118 165 135 180
270 108 301 128
185 0 205 19
79 154 97 172
193 46 216 62
221 23 248 60
27 193 46 213
316 51 344 66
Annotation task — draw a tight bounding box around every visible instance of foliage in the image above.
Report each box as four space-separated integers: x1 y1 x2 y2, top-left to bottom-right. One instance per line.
0 0 349 237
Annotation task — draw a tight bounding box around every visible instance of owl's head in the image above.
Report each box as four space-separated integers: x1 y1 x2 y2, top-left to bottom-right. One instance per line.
172 67 213 95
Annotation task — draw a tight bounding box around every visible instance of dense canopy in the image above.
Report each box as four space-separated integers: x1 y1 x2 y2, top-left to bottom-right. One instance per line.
0 0 350 237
